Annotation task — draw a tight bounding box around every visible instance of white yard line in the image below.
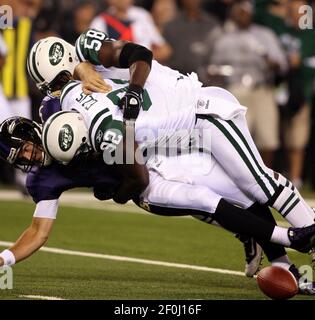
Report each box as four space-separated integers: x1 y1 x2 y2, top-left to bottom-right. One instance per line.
0 191 305 302
0 191 298 251
0 240 244 277
19 295 65 300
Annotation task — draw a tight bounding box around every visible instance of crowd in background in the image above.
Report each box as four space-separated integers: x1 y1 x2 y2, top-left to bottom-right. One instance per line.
1 0 315 192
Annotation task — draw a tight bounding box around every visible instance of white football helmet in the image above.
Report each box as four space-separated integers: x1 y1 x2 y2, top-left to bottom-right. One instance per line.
27 37 79 94
42 111 90 165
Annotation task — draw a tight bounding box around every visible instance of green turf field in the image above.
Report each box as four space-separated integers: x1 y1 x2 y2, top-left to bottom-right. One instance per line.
0 199 314 300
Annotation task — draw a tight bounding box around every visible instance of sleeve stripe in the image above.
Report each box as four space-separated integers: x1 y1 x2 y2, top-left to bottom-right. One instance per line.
92 116 114 151
89 108 112 150
60 82 80 105
89 107 110 130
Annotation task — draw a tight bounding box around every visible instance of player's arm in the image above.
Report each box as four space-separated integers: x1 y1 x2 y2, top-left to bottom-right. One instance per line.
0 217 54 266
98 40 152 89
0 199 59 267
112 125 149 204
93 115 149 204
75 29 153 121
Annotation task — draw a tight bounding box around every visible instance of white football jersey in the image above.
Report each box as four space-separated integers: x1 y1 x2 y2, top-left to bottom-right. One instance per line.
60 64 200 153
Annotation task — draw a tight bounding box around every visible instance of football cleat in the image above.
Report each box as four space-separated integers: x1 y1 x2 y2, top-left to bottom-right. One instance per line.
236 235 263 277
289 264 315 295
288 224 315 253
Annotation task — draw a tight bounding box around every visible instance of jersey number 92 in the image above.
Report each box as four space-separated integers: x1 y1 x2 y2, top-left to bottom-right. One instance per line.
100 129 123 153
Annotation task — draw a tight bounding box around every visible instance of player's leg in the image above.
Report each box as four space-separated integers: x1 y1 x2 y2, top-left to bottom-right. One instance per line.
145 153 312 271
196 114 315 229
228 85 279 168
196 114 278 203
274 171 315 266
273 171 315 225
139 171 315 252
247 203 293 269
161 154 263 276
190 213 263 277
189 157 286 271
191 163 292 276
193 202 314 294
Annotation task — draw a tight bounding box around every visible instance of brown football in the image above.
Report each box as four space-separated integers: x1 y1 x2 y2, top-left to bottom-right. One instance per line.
257 266 299 300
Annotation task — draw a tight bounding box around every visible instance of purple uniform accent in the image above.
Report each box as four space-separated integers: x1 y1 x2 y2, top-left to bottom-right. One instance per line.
26 156 121 203
28 96 121 203
39 96 62 123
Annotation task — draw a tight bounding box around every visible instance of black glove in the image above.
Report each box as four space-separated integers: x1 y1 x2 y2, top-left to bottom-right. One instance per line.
119 84 143 121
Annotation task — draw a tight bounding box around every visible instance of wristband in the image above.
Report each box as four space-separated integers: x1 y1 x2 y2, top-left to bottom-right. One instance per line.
0 249 16 266
128 84 143 95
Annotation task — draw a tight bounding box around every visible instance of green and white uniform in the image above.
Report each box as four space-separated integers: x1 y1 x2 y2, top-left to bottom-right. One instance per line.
60 28 315 225
60 66 199 153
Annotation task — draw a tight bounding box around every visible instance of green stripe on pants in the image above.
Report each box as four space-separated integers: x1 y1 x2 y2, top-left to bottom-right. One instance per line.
226 120 278 192
283 199 301 217
205 116 272 199
279 192 296 213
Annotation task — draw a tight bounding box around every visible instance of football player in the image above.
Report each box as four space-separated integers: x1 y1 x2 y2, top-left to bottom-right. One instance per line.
26 31 315 241
0 112 315 294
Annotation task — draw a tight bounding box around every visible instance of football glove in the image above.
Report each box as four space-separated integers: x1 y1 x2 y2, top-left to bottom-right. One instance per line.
119 84 143 122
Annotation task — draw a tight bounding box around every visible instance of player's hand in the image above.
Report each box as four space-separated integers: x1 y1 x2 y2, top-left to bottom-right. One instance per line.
119 85 143 121
73 62 112 95
82 77 112 95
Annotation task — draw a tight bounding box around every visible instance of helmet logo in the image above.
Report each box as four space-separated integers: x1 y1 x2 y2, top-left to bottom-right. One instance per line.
58 124 73 152
49 42 65 66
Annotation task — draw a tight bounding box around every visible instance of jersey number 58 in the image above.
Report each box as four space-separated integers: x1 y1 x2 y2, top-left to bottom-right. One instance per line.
84 30 106 51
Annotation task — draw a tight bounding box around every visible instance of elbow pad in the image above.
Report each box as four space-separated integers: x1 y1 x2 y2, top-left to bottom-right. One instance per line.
119 43 153 68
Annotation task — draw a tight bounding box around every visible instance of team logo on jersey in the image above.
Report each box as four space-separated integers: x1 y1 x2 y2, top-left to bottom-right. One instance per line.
49 42 64 66
59 124 74 152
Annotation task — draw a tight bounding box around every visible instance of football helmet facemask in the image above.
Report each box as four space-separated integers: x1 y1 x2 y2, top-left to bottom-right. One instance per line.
0 117 51 172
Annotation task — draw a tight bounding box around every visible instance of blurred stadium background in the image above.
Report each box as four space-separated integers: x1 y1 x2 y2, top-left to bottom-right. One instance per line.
1 0 315 299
